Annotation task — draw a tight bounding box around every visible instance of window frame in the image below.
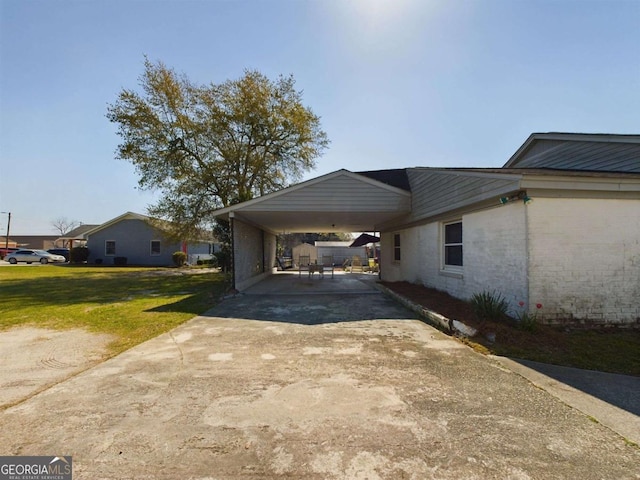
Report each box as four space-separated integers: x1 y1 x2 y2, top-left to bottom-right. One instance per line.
150 240 161 256
105 240 116 256
442 220 463 273
393 233 401 262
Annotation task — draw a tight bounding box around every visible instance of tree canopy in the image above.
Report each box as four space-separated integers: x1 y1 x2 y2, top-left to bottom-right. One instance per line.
107 58 329 239
51 217 80 236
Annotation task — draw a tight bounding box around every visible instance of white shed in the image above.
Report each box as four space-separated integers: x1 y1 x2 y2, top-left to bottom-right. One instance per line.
292 242 317 265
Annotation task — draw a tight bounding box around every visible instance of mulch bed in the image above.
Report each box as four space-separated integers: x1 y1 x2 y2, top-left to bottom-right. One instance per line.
379 281 640 376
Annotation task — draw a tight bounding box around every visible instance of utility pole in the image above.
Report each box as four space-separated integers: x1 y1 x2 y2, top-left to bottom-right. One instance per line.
1 212 11 250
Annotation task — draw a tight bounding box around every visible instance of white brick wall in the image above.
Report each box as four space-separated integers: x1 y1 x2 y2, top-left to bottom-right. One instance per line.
382 197 640 325
381 202 528 314
528 198 640 325
464 203 528 311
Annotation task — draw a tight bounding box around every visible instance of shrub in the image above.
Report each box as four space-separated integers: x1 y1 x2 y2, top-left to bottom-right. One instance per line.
214 248 231 272
95 258 103 265
470 290 509 323
172 251 187 267
70 246 89 263
206 256 219 268
114 256 128 265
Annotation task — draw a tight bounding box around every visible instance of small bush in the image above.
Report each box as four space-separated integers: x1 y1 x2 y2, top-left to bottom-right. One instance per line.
206 256 219 268
172 251 187 267
214 248 231 272
114 256 128 265
95 258 103 265
471 290 509 323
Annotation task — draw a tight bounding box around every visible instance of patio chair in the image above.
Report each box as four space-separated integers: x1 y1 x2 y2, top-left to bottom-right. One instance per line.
368 258 379 273
350 255 364 273
321 255 334 278
298 255 311 277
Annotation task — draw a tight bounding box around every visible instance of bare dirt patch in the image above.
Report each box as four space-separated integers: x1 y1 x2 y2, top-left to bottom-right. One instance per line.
0 327 115 408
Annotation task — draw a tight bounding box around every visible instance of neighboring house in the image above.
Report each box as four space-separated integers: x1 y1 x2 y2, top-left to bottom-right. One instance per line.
291 241 367 267
54 224 99 249
84 212 218 266
7 236 58 250
315 241 366 266
212 133 640 326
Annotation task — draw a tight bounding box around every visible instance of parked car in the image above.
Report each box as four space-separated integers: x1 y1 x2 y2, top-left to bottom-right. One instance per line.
5 249 66 264
0 247 18 259
47 248 70 262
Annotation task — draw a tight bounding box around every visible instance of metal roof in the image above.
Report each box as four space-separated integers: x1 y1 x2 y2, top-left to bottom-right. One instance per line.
356 169 411 191
503 133 640 172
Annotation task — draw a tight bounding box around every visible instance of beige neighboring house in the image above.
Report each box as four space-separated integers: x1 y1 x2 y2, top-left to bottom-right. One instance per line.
212 133 640 326
7 236 59 250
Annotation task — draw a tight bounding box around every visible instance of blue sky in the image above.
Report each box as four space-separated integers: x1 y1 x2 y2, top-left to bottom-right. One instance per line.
1 0 638 234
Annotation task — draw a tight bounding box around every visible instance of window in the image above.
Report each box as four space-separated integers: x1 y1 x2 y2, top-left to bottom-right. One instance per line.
150 240 161 256
443 221 463 268
105 240 116 256
393 233 401 261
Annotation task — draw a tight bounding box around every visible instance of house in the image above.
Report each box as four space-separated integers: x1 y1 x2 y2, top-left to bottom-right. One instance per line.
84 212 218 266
54 224 99 249
212 133 640 326
7 236 59 250
315 241 366 266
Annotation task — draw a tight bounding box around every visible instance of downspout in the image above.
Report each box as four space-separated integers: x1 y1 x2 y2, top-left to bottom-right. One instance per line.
230 213 236 291
524 192 531 309
261 229 265 273
376 231 381 280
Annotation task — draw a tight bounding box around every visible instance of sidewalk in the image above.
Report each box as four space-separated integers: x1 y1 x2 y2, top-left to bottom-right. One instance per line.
494 357 640 445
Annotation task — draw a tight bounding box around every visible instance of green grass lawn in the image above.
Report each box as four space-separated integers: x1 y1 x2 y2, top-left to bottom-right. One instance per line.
0 265 228 354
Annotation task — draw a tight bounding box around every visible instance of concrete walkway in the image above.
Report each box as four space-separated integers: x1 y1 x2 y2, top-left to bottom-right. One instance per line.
494 357 640 446
1 272 638 479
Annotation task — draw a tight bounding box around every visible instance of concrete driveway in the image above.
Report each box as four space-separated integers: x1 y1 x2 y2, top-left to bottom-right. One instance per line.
1 272 638 479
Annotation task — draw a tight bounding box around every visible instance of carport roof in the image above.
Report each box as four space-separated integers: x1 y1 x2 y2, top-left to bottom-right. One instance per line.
211 169 412 234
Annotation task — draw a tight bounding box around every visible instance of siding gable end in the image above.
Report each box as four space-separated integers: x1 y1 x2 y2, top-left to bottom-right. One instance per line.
241 172 411 213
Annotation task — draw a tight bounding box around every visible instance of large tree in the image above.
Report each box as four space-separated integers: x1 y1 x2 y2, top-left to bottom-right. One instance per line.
51 217 80 236
107 58 329 239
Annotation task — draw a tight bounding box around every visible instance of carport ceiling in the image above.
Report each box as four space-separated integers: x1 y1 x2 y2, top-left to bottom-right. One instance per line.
229 210 407 233
213 169 412 234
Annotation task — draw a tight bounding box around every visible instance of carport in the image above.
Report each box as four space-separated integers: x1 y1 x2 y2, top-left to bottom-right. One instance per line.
211 169 411 290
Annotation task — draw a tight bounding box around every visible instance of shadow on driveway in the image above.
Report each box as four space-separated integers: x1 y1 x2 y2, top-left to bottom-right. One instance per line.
512 358 640 416
200 271 408 325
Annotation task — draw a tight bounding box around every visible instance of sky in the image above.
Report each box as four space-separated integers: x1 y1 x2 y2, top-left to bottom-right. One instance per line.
1 0 638 235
